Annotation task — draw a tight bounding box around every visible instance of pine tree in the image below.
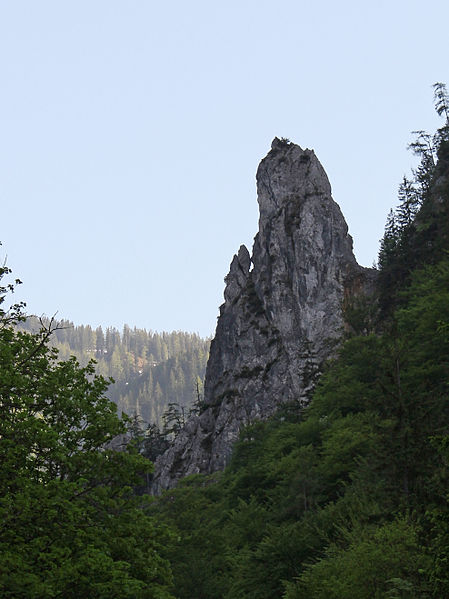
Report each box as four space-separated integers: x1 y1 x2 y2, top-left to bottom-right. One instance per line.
433 82 449 122
396 176 420 228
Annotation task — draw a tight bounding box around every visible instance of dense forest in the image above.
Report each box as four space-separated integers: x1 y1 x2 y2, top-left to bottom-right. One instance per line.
1 83 449 598
19 318 210 427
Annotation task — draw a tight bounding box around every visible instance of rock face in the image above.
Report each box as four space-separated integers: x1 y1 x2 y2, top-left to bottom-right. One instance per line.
152 138 375 492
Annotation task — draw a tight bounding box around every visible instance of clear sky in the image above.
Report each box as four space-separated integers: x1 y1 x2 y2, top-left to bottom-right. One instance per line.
1 0 448 337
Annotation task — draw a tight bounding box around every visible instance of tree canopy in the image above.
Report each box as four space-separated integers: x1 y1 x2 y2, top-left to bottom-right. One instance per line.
0 262 174 598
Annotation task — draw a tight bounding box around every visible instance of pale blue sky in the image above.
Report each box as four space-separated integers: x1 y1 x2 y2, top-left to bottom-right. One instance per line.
1 1 447 337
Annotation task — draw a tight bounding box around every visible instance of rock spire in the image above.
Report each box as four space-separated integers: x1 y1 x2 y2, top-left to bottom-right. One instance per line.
152 138 375 492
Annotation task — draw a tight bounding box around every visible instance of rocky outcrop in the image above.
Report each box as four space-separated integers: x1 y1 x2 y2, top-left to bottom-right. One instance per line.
152 138 376 492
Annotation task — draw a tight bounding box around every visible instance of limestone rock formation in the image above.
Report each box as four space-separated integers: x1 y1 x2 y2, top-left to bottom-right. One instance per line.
152 138 376 492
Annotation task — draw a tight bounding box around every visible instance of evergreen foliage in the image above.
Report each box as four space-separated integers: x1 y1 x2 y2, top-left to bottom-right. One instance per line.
378 82 449 315
19 318 209 428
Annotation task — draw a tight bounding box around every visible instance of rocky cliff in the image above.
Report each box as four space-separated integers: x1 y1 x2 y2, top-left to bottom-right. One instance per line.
152 138 376 492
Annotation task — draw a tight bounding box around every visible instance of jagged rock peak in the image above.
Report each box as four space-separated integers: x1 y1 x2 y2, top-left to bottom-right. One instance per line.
152 139 376 493
223 245 251 304
259 138 332 226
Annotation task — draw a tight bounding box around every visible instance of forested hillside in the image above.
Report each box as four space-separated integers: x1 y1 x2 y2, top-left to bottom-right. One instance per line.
20 319 209 427
150 83 449 598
